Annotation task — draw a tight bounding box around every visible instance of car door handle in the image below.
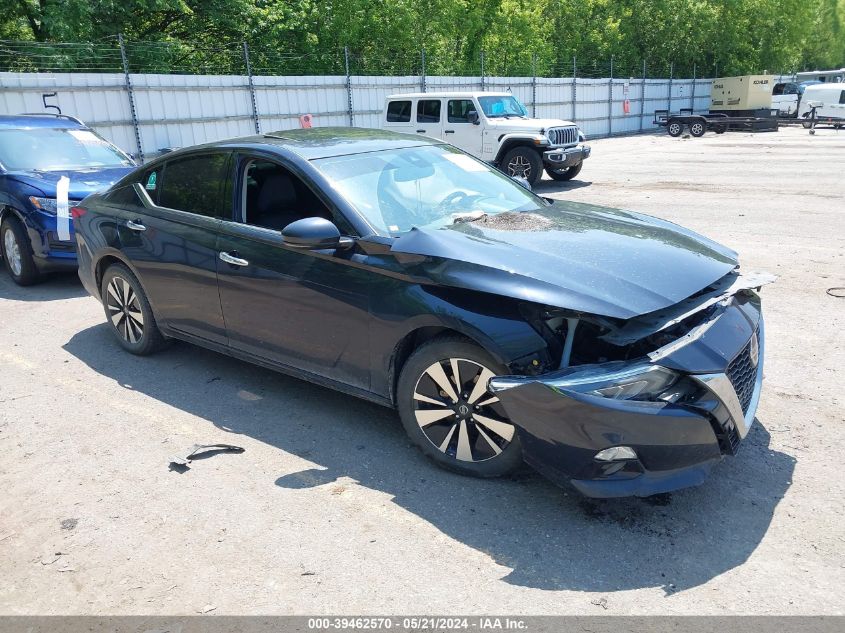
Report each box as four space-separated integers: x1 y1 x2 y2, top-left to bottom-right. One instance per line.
444 129 455 134
219 251 249 267
416 129 426 133
125 219 146 232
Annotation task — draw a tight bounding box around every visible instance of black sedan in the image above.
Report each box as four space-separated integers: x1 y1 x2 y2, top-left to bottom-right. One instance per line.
73 128 770 498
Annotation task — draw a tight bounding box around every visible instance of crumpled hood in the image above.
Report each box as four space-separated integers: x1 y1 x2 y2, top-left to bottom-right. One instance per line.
7 166 132 200
390 201 738 319
488 117 577 133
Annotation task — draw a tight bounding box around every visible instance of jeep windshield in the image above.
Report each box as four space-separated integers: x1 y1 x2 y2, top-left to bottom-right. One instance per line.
0 128 132 171
313 144 544 235
478 95 529 118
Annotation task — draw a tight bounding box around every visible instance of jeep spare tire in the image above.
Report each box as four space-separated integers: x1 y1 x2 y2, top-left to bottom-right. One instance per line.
501 147 543 186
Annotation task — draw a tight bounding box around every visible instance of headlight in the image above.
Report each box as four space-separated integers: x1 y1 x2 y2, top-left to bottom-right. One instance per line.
578 131 586 142
549 363 679 401
29 196 58 214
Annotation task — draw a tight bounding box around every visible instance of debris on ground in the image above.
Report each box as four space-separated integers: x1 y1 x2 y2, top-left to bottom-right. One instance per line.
591 597 609 609
60 518 78 531
168 443 244 472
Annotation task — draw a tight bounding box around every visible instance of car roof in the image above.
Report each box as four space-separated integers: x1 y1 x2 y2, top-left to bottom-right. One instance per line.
803 83 844 93
168 127 446 161
0 114 86 129
386 91 511 100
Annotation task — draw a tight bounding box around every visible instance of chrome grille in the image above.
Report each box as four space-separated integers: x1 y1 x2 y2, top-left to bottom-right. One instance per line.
546 126 578 146
726 332 758 415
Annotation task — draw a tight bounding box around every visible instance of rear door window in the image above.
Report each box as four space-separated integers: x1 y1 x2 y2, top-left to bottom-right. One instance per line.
840 90 845 104
158 153 231 218
386 101 412 123
417 99 441 123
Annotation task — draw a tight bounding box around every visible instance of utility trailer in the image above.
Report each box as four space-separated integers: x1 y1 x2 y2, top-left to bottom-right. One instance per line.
653 108 779 137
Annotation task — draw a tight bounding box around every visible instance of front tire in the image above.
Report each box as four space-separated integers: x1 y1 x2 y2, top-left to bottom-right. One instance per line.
100 263 166 355
546 162 583 181
1 216 40 286
667 120 684 137
501 146 543 186
397 336 523 478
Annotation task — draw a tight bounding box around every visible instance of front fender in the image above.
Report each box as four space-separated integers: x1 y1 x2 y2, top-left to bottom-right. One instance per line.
370 283 551 401
494 135 548 163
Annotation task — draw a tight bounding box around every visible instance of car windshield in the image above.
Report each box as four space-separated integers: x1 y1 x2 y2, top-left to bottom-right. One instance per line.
0 127 131 171
477 95 528 118
313 144 544 235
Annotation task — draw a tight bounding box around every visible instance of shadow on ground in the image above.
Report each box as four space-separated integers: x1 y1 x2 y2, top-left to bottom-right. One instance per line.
64 324 795 594
534 178 593 194
0 271 86 301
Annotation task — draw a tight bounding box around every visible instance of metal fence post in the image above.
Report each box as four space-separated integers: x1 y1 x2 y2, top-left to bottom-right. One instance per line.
531 53 537 117
572 56 577 122
242 42 260 134
480 50 485 90
640 59 646 132
118 34 144 163
668 62 674 114
691 63 696 112
608 55 613 137
420 48 426 93
344 46 354 127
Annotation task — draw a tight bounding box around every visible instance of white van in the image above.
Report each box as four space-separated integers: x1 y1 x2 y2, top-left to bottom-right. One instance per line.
797 84 845 126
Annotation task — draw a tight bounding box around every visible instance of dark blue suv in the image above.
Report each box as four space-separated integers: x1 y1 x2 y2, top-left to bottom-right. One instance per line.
0 114 135 285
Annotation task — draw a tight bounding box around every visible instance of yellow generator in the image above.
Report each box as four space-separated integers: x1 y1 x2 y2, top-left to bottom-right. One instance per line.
710 75 775 115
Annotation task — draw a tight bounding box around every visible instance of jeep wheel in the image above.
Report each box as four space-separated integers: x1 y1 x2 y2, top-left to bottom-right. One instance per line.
667 121 684 137
546 162 583 181
501 147 543 186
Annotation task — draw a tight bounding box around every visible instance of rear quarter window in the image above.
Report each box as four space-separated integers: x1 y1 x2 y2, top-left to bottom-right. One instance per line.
386 101 412 123
101 185 143 209
158 153 230 218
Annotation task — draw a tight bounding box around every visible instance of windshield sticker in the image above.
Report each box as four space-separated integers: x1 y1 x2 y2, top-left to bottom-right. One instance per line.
146 172 157 190
443 153 487 172
56 175 71 242
67 129 102 144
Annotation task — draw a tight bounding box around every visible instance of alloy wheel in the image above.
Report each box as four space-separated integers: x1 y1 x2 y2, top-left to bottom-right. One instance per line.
691 122 705 136
507 155 532 179
3 228 22 277
412 358 516 463
668 122 682 136
106 276 145 344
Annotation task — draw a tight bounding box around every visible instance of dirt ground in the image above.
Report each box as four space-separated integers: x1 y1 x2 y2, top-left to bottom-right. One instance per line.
0 124 843 615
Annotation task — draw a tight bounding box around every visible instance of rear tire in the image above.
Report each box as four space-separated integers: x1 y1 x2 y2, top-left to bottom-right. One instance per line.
546 162 583 181
396 336 523 478
1 216 40 286
100 263 167 356
501 146 543 186
689 120 706 137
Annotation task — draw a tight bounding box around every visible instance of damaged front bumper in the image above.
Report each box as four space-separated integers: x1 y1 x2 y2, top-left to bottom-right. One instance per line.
543 144 591 168
490 292 765 498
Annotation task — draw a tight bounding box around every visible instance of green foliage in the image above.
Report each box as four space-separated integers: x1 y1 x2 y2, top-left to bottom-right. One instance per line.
0 0 842 75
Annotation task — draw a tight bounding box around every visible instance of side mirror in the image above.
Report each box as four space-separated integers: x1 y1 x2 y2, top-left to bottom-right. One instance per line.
281 217 353 250
511 175 532 191
467 110 480 125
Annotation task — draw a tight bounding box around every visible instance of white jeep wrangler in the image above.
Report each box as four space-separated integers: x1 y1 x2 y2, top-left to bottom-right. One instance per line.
382 91 590 186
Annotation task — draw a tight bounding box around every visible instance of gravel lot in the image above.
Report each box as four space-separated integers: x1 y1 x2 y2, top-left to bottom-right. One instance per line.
1 125 843 615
